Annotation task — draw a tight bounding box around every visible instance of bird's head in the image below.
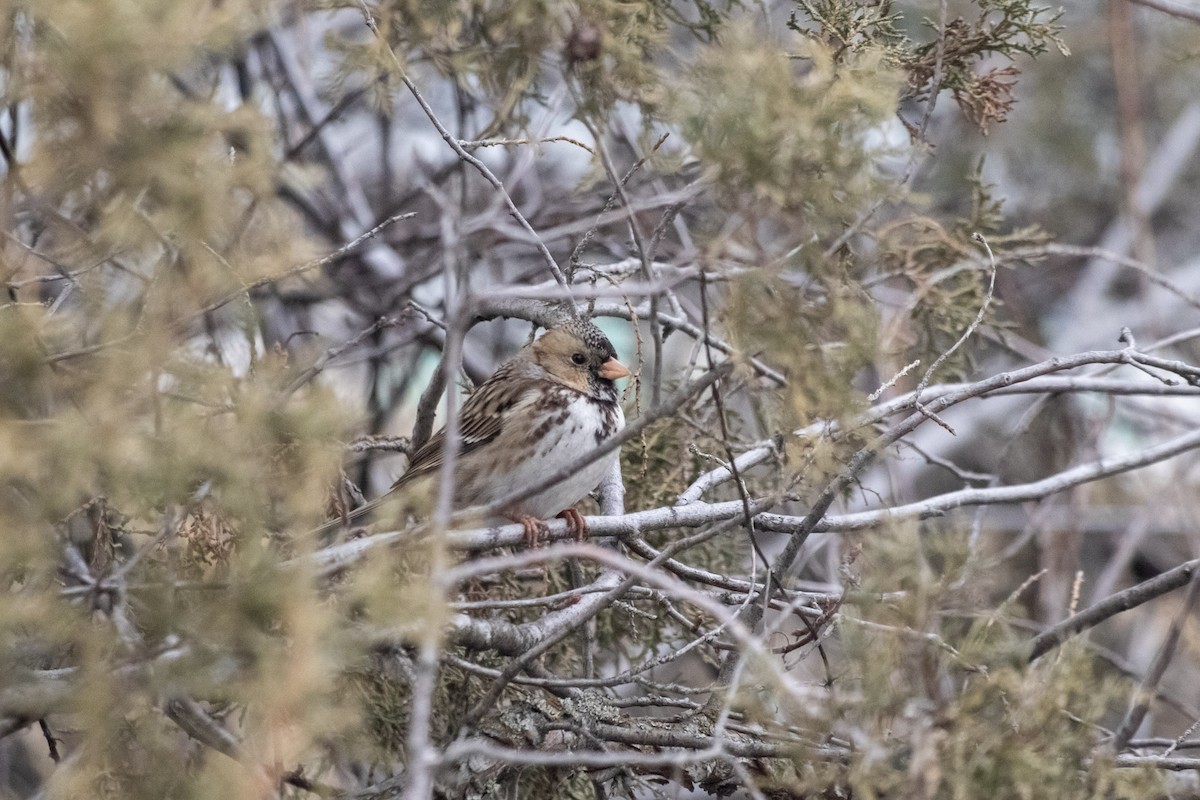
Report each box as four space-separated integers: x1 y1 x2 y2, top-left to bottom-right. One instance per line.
530 320 630 398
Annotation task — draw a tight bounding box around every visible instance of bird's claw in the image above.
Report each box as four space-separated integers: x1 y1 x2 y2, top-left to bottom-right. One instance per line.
519 516 549 548
556 508 588 542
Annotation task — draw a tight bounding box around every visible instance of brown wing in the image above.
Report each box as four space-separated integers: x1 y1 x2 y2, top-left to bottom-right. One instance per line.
390 362 532 490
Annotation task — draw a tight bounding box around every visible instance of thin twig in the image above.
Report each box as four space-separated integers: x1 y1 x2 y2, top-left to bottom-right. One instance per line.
280 315 403 398
190 212 416 321
1123 0 1200 26
1109 570 1200 750
911 232 998 430
1029 558 1200 662
360 7 570 292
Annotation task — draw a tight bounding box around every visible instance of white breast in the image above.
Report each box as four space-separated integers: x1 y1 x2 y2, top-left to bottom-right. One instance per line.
475 393 624 520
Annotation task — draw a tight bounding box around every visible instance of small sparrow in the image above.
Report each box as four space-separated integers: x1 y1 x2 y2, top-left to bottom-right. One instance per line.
392 319 630 546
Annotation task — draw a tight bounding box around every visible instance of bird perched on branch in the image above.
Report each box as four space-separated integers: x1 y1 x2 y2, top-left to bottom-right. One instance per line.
392 318 630 547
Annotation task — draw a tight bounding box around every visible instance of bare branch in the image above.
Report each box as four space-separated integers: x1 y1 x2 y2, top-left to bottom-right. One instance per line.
1030 558 1200 661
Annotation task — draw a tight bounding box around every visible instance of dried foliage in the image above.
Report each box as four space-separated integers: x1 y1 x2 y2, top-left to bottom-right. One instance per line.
4 1 1200 799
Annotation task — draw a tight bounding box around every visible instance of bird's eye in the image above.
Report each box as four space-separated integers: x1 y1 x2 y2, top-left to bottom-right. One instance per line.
571 352 587 366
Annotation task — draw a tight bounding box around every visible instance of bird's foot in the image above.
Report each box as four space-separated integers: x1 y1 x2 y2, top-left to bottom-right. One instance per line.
517 516 549 548
556 508 588 542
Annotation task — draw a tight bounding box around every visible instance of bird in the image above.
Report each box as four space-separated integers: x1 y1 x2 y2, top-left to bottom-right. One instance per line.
391 318 630 547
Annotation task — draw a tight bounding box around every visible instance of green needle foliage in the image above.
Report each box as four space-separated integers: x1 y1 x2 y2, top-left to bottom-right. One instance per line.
0 0 1188 797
